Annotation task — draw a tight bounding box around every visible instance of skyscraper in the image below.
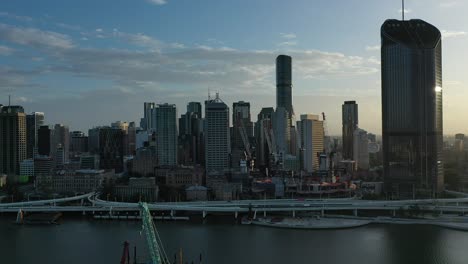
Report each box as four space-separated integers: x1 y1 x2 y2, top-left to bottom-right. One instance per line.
38 125 51 156
155 103 178 166
99 127 124 173
297 114 324 173
52 124 70 163
255 107 275 169
342 101 358 160
276 55 293 118
231 101 253 168
70 131 88 155
26 112 45 159
205 93 230 175
353 128 369 170
187 102 202 118
381 19 443 197
141 102 155 131
0 106 27 177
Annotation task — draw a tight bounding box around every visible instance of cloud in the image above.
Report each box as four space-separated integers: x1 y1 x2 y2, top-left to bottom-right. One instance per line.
398 8 412 14
0 24 378 119
56 22 82 31
280 33 296 39
440 1 457 8
146 0 167 5
442 30 467 39
0 66 43 92
113 31 162 50
0 12 33 22
278 41 297 46
0 23 73 49
0 45 14 55
95 28 103 32
365 45 380 51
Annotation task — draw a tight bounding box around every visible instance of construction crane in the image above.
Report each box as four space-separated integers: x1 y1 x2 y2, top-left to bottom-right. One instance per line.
321 112 335 176
236 113 253 170
139 202 170 264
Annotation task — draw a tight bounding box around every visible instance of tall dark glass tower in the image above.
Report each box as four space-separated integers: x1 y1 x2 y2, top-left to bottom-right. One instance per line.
342 101 358 160
276 55 293 118
381 19 443 198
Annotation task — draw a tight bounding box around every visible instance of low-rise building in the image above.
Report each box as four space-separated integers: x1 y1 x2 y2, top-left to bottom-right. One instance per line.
36 169 114 194
155 165 204 188
186 186 208 201
114 177 159 202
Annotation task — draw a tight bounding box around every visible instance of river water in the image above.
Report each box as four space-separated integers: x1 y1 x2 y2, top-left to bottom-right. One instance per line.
1 217 468 264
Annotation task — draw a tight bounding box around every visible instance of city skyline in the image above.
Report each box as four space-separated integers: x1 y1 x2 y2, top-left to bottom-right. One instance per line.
1 0 468 135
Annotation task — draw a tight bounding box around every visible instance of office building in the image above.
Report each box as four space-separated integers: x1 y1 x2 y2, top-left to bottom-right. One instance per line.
455 134 465 152
34 156 53 176
353 128 369 170
205 93 230 175
297 114 324 173
141 102 156 131
179 102 204 166
187 102 202 119
26 112 45 159
155 103 178 166
80 154 99 170
70 131 88 155
99 127 125 173
0 106 27 177
342 101 358 160
52 124 70 162
38 125 51 156
273 107 291 155
381 19 444 197
19 158 34 183
132 146 157 177
88 127 100 154
276 55 293 118
255 107 275 169
231 101 253 168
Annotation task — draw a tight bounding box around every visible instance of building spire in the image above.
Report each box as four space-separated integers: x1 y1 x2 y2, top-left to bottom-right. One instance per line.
402 0 405 20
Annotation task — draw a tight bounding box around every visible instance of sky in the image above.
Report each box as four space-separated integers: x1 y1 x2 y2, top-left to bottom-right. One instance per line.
0 0 467 135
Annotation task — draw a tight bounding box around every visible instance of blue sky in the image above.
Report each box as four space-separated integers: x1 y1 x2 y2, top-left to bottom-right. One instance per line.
0 0 467 135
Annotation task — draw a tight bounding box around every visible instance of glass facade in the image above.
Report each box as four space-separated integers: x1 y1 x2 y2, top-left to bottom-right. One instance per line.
276 55 293 118
381 19 444 197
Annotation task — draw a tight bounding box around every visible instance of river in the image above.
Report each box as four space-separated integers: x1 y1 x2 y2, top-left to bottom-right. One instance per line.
1 217 467 264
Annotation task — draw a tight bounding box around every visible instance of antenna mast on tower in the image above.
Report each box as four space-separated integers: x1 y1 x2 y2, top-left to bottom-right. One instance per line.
402 0 405 20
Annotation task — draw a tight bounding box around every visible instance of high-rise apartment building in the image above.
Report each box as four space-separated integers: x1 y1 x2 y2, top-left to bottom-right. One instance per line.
26 112 45 159
381 19 444 197
276 55 293 118
0 106 27 177
342 101 358 160
155 104 178 166
205 93 230 175
297 114 324 173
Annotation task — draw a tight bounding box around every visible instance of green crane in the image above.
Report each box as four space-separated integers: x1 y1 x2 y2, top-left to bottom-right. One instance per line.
139 202 170 264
